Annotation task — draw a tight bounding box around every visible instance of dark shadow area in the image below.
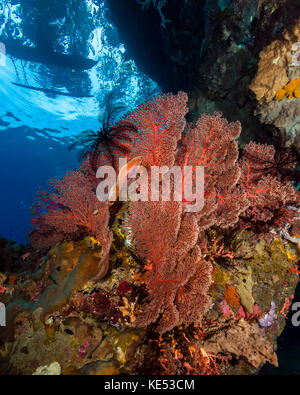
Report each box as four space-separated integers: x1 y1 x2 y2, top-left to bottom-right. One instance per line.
260 278 300 375
105 0 174 92
1 38 97 71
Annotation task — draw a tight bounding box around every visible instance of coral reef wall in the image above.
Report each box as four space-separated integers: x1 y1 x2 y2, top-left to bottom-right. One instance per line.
0 91 299 375
107 0 300 153
0 0 299 376
250 17 300 154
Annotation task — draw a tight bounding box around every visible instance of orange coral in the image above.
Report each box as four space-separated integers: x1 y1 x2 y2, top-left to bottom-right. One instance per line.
224 284 241 309
275 78 300 100
119 296 136 323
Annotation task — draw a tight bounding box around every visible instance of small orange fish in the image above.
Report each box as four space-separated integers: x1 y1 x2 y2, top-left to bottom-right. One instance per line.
108 156 143 204
21 252 31 261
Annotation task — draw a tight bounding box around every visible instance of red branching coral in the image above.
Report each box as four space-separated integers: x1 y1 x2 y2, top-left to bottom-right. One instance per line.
177 112 249 230
175 259 212 326
241 142 276 182
126 201 184 331
126 91 188 167
125 103 298 334
122 98 299 335
242 141 298 182
153 329 231 375
239 142 300 229
31 170 112 252
29 91 299 342
125 200 212 334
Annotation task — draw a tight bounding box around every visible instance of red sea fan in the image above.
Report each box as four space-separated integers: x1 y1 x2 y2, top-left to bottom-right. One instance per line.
125 201 184 330
241 174 299 224
181 112 242 171
241 142 276 184
125 200 211 334
31 170 112 252
124 110 257 334
126 201 183 268
126 91 188 167
242 141 299 183
175 258 212 326
125 202 172 324
239 142 300 229
177 112 249 229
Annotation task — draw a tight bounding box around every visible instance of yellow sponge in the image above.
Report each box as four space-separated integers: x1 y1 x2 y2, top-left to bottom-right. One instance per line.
275 78 300 100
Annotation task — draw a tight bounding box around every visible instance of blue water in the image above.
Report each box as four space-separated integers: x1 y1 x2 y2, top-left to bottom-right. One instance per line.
0 0 160 244
0 126 78 243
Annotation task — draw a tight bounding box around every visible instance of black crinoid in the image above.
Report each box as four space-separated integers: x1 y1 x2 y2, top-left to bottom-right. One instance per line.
243 135 300 184
69 92 139 172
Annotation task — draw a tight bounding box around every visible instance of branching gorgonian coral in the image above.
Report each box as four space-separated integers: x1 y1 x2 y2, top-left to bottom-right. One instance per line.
31 91 299 335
